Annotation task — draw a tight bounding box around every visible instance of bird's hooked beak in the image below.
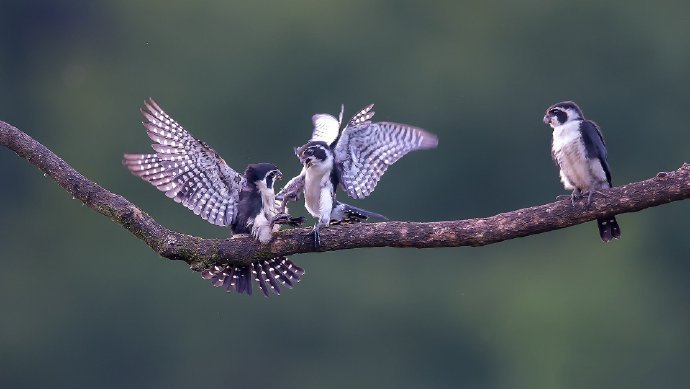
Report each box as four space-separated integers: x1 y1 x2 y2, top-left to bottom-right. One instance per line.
294 145 307 164
295 145 314 168
543 114 552 125
276 170 283 180
303 156 314 168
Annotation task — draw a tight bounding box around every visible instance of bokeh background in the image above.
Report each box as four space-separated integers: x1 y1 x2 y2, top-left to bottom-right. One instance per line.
2 1 690 388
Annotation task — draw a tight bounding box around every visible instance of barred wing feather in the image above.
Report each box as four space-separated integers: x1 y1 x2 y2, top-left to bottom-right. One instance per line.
345 104 376 129
123 99 245 226
310 114 341 145
334 122 438 199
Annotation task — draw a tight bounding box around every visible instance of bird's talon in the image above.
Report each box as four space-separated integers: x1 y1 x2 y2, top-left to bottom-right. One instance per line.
272 213 288 222
288 216 305 227
272 213 305 228
583 189 607 207
310 226 321 247
556 189 584 206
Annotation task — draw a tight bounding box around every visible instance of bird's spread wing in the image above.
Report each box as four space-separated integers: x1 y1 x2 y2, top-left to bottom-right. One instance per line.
579 119 612 185
310 104 376 146
310 113 341 145
333 120 438 199
123 99 246 226
344 104 376 129
275 169 306 207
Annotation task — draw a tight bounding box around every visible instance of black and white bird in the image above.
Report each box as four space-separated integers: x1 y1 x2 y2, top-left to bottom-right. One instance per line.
277 104 438 245
123 99 304 296
543 100 621 242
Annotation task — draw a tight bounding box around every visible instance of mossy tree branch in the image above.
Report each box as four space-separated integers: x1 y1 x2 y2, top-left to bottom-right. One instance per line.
2 120 689 270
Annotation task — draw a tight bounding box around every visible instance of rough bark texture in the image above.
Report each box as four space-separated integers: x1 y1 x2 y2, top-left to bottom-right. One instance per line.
2 120 689 269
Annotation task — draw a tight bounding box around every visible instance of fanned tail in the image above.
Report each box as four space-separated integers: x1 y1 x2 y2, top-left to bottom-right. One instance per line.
201 257 305 297
597 215 621 242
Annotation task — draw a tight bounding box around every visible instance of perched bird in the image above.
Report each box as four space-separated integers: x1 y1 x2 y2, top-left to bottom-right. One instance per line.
277 104 438 245
123 99 304 296
543 100 621 242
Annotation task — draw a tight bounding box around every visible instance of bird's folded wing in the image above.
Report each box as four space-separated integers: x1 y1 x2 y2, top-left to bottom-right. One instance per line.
580 119 612 185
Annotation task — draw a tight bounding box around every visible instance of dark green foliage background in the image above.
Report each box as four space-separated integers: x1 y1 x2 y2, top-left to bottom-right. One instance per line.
1 1 689 388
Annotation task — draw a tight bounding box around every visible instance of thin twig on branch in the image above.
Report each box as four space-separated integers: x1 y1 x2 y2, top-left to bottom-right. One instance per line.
2 120 689 269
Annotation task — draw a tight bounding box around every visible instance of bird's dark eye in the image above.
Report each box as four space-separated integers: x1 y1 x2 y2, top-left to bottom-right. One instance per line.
549 109 558 115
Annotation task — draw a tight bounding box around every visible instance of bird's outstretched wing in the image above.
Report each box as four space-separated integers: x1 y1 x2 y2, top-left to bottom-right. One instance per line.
123 98 246 226
333 117 438 199
310 113 341 145
344 104 376 130
275 168 306 210
580 119 612 185
309 104 376 147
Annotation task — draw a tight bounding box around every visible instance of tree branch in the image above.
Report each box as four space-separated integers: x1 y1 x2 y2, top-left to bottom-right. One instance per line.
2 120 689 269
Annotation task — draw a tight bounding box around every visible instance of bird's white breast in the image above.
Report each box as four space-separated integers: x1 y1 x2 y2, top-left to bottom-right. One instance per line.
304 161 333 218
552 121 582 153
552 121 592 190
252 180 279 243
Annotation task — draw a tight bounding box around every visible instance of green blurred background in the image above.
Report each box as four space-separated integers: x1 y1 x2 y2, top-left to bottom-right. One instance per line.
1 1 689 388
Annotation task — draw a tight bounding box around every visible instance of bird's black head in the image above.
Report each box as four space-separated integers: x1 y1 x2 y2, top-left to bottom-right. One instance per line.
245 163 282 189
543 101 584 128
295 141 330 169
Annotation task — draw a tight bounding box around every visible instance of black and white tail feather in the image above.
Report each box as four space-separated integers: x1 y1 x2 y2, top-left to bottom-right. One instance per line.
330 201 388 224
201 258 305 297
597 215 621 242
124 98 304 297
